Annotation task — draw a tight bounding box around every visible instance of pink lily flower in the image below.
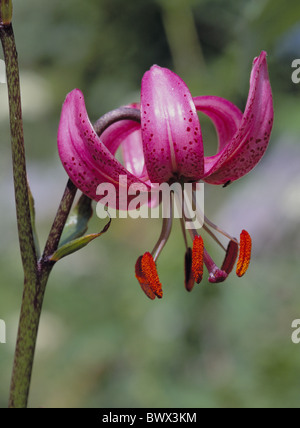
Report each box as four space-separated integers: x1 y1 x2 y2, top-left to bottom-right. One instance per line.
58 51 273 299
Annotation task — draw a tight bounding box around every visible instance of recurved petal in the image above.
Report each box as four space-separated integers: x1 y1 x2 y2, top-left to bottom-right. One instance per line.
58 89 151 209
141 65 204 184
102 121 161 208
120 128 148 179
100 114 155 204
100 118 147 179
203 51 273 185
194 96 242 154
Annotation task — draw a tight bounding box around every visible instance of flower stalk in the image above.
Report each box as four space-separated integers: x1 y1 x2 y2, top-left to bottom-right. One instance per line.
0 16 41 408
1 10 112 407
0 22 37 275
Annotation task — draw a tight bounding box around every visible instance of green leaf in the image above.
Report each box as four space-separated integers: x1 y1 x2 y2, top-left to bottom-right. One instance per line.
59 194 93 248
28 184 40 258
50 216 111 263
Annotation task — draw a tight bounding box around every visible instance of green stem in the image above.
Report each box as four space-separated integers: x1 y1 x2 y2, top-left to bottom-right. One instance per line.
8 272 49 408
8 180 77 408
0 21 37 408
1 20 77 407
0 23 37 275
2 10 138 406
42 179 77 261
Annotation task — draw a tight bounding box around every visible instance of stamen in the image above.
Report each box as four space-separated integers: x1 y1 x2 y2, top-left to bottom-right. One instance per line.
135 252 163 299
151 194 173 262
179 216 189 251
204 215 237 243
192 235 204 284
184 247 195 292
236 230 252 277
202 223 226 251
191 190 237 246
221 240 239 274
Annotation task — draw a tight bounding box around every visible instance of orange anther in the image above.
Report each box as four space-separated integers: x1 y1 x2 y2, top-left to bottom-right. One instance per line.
192 235 204 284
236 230 252 277
135 252 163 299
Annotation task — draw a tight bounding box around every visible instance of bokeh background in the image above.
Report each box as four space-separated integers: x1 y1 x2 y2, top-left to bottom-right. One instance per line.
1 0 300 408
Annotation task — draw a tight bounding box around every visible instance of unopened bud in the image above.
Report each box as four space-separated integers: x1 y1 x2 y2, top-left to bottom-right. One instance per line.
0 0 13 26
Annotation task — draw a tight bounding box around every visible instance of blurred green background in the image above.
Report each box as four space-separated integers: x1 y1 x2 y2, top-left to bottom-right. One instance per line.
1 0 300 408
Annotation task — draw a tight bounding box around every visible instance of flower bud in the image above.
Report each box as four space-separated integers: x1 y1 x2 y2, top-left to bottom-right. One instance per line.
0 0 13 26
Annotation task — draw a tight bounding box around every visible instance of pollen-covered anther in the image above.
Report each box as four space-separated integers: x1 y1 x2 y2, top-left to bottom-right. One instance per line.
236 230 252 277
135 252 163 299
192 235 204 284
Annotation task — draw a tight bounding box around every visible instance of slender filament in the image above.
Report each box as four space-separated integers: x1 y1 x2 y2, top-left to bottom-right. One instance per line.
151 193 173 261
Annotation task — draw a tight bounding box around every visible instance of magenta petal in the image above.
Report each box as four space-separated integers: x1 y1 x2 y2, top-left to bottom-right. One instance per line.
120 129 148 179
141 65 204 183
194 96 242 153
99 103 148 180
118 129 161 207
100 119 147 178
203 51 274 184
100 119 140 156
101 120 157 206
57 89 151 208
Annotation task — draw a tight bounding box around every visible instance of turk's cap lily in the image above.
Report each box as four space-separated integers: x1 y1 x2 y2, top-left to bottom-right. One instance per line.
58 51 273 204
57 51 273 298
